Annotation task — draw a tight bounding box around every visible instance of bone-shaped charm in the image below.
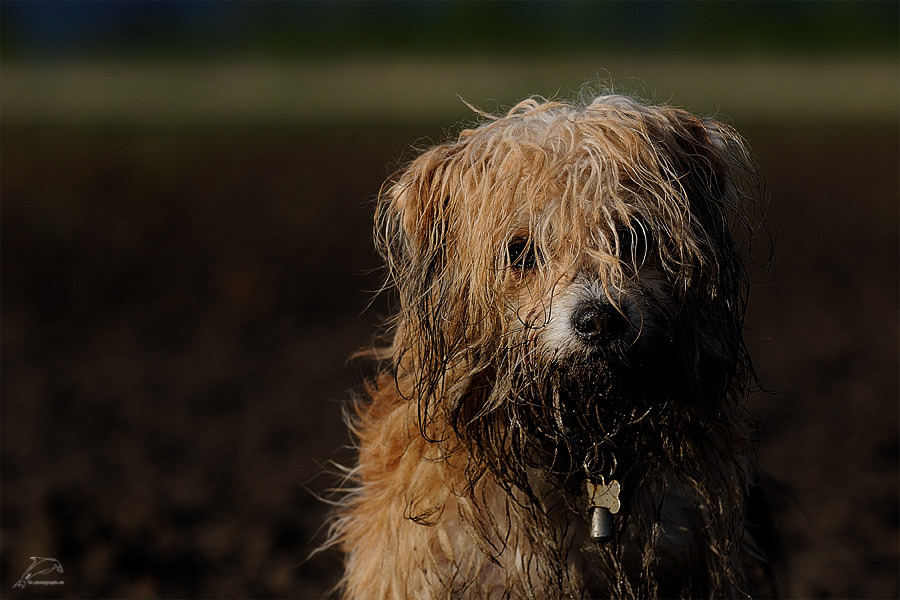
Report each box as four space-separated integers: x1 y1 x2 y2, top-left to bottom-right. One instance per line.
585 479 621 513
583 479 621 541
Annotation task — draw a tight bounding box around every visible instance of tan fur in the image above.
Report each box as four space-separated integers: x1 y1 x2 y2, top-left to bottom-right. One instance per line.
337 376 582 599
328 93 776 599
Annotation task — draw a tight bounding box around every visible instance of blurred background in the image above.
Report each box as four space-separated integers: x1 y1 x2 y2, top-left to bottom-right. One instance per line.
1 1 897 598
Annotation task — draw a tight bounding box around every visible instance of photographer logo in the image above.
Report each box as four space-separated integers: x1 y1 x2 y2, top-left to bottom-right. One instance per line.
12 557 64 589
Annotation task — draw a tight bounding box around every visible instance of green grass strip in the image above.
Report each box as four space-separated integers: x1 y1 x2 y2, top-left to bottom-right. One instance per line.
3 57 897 128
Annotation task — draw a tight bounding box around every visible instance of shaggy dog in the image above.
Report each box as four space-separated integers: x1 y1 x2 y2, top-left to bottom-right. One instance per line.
330 93 777 599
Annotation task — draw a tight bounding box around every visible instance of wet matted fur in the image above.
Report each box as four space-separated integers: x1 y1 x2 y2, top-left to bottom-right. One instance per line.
328 93 778 599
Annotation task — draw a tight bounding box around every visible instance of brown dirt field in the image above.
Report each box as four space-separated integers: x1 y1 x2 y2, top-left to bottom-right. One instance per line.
1 125 897 598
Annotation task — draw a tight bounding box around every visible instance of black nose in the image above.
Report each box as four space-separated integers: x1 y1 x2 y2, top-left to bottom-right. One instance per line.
572 301 628 344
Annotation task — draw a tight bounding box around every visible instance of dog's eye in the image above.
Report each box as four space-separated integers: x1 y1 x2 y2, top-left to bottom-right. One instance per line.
617 220 652 264
507 238 538 270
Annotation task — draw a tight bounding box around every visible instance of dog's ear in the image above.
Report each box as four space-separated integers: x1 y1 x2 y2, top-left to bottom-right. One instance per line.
650 109 764 288
375 145 481 418
378 144 461 263
651 109 768 399
658 111 751 207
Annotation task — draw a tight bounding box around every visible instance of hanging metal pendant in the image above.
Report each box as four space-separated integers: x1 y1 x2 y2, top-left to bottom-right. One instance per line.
583 477 621 541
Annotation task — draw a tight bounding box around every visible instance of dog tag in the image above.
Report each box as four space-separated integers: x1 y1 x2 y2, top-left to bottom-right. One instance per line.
584 479 621 541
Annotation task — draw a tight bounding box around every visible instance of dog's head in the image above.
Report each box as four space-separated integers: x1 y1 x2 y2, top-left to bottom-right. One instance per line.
376 94 767 484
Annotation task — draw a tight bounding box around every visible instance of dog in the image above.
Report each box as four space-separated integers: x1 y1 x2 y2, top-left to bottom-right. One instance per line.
329 92 778 599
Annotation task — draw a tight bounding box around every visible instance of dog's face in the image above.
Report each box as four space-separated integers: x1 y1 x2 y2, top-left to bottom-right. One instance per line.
378 95 764 481
502 222 668 367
